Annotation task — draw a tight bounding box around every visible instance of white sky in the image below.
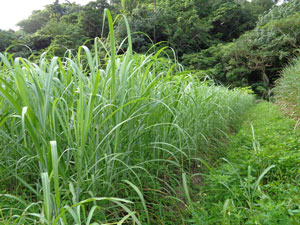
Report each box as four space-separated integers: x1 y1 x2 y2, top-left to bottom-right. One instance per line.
0 0 92 31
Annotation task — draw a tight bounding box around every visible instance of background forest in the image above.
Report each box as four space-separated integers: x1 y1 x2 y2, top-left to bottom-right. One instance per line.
0 0 297 97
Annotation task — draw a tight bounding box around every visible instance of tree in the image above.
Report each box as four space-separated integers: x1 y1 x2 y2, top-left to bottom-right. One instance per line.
183 0 300 97
121 0 139 14
17 10 50 34
158 0 211 55
209 2 254 42
79 0 114 38
0 30 17 51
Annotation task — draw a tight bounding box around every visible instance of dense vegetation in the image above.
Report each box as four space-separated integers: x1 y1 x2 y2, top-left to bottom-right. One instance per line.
188 55 300 224
0 11 255 224
0 0 290 96
1 0 277 54
183 0 300 97
1 0 300 224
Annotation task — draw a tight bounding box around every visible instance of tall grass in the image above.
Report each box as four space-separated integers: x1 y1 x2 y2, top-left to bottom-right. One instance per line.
0 10 255 224
274 57 300 119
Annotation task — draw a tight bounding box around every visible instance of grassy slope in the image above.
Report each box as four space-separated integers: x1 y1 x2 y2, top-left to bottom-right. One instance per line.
191 102 300 224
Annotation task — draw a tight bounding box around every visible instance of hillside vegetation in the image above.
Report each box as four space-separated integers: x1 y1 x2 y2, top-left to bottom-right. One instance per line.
0 0 275 55
182 0 300 97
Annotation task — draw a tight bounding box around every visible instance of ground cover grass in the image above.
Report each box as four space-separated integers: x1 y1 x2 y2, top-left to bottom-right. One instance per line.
190 102 300 224
0 11 255 224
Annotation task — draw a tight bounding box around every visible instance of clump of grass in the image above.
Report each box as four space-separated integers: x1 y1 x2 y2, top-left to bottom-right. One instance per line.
274 57 300 120
0 10 255 224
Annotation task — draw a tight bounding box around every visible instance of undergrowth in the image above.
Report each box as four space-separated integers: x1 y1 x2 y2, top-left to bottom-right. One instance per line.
191 102 300 224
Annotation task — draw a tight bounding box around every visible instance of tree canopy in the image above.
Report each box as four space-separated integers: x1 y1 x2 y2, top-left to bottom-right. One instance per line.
182 0 299 97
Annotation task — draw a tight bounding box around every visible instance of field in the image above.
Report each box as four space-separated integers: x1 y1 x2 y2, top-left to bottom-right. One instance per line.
0 12 255 224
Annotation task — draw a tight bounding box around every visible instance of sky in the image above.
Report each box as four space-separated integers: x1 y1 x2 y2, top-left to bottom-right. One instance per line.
0 0 92 31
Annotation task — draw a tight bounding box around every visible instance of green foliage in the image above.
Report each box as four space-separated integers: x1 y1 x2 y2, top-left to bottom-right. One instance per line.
0 30 17 51
39 19 87 55
250 0 277 18
13 2 84 56
183 0 300 97
115 0 269 55
116 4 157 52
17 9 50 34
258 0 300 26
0 0 276 62
190 102 300 224
79 0 113 38
0 30 32 58
209 2 254 42
158 0 211 55
121 0 139 14
274 57 300 118
0 12 255 224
